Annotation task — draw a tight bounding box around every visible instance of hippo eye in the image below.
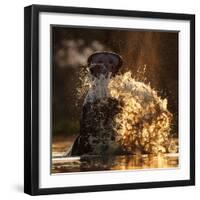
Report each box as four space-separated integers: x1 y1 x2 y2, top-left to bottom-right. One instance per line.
90 67 94 74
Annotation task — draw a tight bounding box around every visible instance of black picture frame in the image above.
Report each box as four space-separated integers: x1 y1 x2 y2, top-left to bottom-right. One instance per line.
24 4 195 196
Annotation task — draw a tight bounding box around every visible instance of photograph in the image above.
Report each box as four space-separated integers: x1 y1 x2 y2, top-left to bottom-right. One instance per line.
51 26 179 174
0 0 197 198
24 5 195 195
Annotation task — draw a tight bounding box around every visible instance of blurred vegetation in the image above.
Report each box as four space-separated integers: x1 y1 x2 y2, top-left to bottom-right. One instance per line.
53 118 80 135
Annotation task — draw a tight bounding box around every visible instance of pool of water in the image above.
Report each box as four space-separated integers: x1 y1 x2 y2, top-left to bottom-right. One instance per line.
51 153 178 174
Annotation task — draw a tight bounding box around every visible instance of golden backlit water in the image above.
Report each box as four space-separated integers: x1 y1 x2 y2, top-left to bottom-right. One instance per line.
77 71 174 155
52 154 178 173
51 136 178 174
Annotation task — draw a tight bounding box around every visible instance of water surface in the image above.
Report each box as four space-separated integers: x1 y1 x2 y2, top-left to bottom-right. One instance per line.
52 153 178 174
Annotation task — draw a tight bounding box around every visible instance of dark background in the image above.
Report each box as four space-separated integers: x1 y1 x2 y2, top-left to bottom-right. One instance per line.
52 26 178 139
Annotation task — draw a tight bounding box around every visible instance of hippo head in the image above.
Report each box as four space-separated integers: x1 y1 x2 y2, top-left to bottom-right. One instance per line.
87 51 123 78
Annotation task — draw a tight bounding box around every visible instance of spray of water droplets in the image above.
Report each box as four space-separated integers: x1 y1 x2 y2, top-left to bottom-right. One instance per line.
76 67 178 154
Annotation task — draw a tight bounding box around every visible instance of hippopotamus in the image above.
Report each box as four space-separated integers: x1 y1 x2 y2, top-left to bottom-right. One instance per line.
67 52 123 156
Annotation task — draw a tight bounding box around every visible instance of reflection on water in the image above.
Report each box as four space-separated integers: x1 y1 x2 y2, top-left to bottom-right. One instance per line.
52 153 178 173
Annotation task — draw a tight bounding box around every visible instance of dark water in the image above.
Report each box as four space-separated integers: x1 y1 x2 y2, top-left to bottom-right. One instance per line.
51 153 178 174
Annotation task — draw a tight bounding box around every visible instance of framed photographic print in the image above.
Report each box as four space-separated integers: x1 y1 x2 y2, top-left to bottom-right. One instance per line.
24 4 195 195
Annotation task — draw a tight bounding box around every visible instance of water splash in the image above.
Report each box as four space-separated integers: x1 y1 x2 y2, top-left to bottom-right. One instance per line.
76 67 178 155
109 72 174 154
